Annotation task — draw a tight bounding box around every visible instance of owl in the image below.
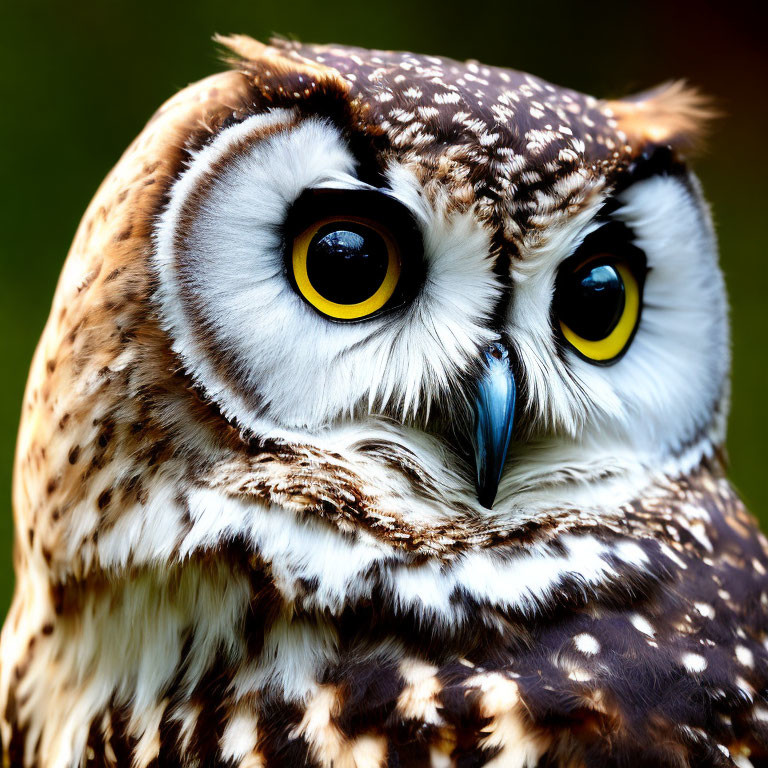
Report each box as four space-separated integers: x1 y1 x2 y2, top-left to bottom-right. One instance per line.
2 33 767 768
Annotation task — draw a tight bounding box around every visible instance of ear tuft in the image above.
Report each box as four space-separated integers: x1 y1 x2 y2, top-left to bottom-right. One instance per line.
213 33 350 101
214 33 270 65
605 81 718 155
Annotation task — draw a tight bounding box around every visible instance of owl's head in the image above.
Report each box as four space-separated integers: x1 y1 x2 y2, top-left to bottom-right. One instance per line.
17 37 723 618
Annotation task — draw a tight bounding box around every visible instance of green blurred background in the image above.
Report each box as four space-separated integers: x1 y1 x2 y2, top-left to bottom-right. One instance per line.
1 0 765 613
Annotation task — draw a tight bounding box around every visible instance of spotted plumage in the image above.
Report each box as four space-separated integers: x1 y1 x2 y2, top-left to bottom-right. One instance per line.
1 36 764 768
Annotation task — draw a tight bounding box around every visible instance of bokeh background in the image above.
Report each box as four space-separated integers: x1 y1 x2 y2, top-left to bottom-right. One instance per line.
1 0 765 614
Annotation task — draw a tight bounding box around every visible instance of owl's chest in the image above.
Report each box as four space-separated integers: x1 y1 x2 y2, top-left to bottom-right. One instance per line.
4 507 768 768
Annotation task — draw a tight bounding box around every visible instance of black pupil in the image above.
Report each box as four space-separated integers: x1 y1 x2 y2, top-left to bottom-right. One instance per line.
559 262 625 341
306 224 389 305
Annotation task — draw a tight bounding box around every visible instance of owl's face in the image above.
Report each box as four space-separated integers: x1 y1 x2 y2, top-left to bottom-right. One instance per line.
16 37 725 618
154 42 726 505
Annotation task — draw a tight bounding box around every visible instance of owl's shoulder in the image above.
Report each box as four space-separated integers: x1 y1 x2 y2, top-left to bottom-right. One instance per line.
311 469 768 767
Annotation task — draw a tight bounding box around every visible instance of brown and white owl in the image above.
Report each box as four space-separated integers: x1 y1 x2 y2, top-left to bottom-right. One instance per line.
2 34 767 768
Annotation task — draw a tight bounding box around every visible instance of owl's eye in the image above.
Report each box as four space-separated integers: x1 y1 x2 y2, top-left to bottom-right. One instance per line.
286 189 422 322
292 216 401 320
555 225 645 364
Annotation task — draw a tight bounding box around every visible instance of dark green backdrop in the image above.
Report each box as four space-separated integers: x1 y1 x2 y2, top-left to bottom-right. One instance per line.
1 0 766 614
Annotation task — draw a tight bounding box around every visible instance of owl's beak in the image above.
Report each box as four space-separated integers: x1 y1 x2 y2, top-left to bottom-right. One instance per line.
471 342 517 509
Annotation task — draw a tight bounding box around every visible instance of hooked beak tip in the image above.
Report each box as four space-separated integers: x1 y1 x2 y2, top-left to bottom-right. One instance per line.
476 484 499 511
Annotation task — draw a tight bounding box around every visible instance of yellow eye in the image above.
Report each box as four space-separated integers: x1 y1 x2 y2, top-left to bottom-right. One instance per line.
292 216 401 321
556 256 642 364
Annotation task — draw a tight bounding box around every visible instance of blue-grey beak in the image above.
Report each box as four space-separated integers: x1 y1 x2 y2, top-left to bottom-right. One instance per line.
471 342 516 509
